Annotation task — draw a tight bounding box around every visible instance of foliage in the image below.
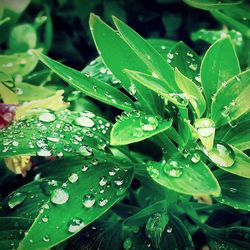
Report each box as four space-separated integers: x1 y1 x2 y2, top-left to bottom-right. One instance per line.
0 0 249 249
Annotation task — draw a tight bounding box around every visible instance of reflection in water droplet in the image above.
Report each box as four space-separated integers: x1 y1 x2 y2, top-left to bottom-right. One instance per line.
191 153 200 163
68 218 85 233
98 198 108 207
99 176 108 186
43 235 50 242
51 188 69 205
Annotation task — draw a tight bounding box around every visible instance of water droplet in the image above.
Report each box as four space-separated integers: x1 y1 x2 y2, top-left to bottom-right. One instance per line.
163 160 183 177
68 218 85 233
229 187 237 193
43 235 50 242
82 165 88 172
79 145 93 156
191 153 200 163
123 237 132 250
114 177 124 186
8 192 27 209
204 143 235 168
50 188 69 205
98 198 108 207
99 176 108 186
47 136 60 142
129 83 136 95
166 227 172 233
167 53 174 60
83 194 95 208
147 165 160 178
39 112 56 123
42 215 49 223
37 148 52 157
140 116 158 131
68 173 78 183
75 116 95 127
189 63 197 71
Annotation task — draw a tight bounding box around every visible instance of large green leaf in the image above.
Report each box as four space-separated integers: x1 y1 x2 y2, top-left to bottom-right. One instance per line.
201 37 240 109
0 217 32 250
214 170 250 211
175 68 206 117
89 14 164 115
112 16 178 92
110 111 172 145
211 69 250 127
18 157 134 249
147 157 220 196
169 41 201 85
0 110 111 158
124 69 188 108
35 52 134 111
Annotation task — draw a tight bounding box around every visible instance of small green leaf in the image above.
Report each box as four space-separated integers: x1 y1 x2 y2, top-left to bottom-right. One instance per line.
0 50 39 76
211 69 250 127
147 157 221 196
201 37 240 109
169 41 201 85
110 111 172 145
18 158 134 249
89 13 164 115
175 68 206 117
183 0 243 11
215 170 250 211
35 52 134 111
124 69 188 107
112 16 178 92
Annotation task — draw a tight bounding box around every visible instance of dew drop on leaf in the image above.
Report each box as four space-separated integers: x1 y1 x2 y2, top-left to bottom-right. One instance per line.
8 192 27 209
163 160 183 178
133 128 143 137
43 235 50 242
68 173 79 183
67 218 85 233
79 145 93 156
191 153 200 163
83 194 95 208
75 116 94 127
98 198 108 207
39 112 56 123
114 177 124 186
99 176 108 186
37 148 52 157
50 188 69 205
140 116 158 131
204 143 235 168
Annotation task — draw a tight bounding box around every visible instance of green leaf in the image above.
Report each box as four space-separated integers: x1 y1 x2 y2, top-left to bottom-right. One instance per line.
147 157 221 196
214 170 250 211
0 217 32 250
219 113 250 151
9 23 37 52
175 68 206 117
35 52 134 112
201 37 240 109
124 69 188 107
211 69 250 127
147 38 177 57
110 111 172 145
18 157 134 249
0 110 111 158
0 50 39 76
183 0 243 11
169 41 201 85
112 16 178 92
89 13 163 115
15 82 55 101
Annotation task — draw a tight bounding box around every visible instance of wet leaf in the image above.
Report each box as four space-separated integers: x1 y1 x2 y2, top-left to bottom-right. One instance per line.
110 111 172 145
